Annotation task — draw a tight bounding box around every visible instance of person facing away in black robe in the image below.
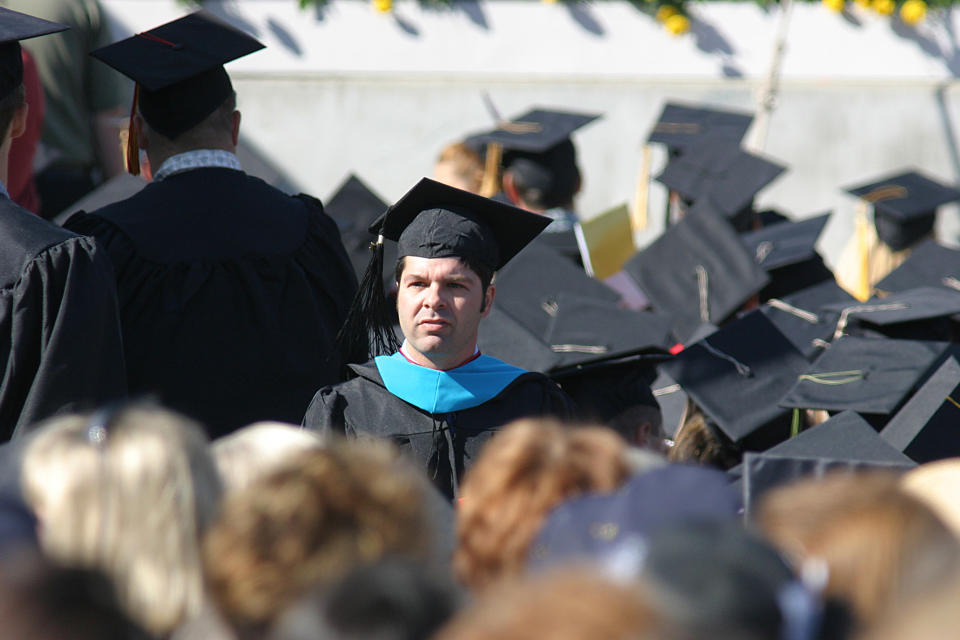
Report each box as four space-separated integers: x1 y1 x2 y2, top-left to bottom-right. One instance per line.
64 14 360 437
304 178 574 500
0 8 126 439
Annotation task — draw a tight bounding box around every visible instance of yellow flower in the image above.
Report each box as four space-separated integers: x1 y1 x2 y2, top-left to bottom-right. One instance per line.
872 0 896 14
372 0 392 12
656 5 679 21
822 0 846 13
900 0 927 24
854 0 870 8
665 13 690 34
542 0 560 4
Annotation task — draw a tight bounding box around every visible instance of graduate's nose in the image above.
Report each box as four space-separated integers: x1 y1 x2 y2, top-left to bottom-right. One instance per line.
423 283 445 308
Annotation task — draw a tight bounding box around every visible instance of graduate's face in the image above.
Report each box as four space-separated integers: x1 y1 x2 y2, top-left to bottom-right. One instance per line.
396 256 495 369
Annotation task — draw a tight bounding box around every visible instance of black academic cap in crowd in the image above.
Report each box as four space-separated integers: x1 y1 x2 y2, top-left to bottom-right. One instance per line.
653 371 688 439
646 102 754 154
741 213 834 300
760 280 853 361
844 170 960 251
493 242 619 339
623 207 770 342
741 451 915 519
0 7 67 100
764 410 913 466
473 108 600 153
822 286 960 342
660 310 809 451
324 174 395 282
477 306 562 372
656 139 786 218
528 465 740 572
779 336 950 417
875 239 960 294
92 11 264 139
544 293 674 362
881 357 960 464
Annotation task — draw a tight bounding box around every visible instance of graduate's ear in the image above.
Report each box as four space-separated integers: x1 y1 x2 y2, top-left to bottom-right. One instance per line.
502 171 522 207
481 283 495 317
230 110 241 147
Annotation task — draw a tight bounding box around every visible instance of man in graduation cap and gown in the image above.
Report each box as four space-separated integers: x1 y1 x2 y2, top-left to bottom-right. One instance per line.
0 8 126 438
65 12 359 436
304 178 574 499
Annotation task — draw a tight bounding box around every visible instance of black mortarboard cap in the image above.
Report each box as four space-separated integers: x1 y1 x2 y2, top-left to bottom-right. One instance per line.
741 213 834 300
881 357 960 463
821 286 960 341
346 178 550 357
875 239 960 294
623 207 770 342
473 108 600 153
647 102 754 154
477 306 563 373
779 336 950 418
656 138 787 218
844 170 960 251
374 177 549 271
91 11 264 140
324 174 395 283
0 8 67 100
653 371 688 439
760 280 853 361
763 410 914 465
543 293 674 365
741 451 915 519
660 310 809 450
493 242 619 339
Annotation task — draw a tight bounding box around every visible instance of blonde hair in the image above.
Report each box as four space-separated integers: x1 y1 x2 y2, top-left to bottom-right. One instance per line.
204 438 431 632
901 458 960 540
434 142 485 194
21 406 221 636
454 419 631 592
754 471 960 627
434 568 665 640
212 421 324 494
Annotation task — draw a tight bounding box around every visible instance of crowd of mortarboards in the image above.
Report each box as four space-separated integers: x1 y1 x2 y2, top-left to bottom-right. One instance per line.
5 3 960 640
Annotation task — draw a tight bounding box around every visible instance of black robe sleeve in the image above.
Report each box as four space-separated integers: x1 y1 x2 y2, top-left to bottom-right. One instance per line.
0 236 126 438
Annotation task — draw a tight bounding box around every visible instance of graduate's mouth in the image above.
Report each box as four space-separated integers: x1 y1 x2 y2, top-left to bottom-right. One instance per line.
418 318 451 330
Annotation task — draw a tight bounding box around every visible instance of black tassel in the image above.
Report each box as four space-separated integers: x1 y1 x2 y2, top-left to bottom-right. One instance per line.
337 236 401 361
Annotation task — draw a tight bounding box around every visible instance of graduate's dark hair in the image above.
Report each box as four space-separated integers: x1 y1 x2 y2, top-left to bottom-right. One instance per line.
394 256 494 298
0 83 25 140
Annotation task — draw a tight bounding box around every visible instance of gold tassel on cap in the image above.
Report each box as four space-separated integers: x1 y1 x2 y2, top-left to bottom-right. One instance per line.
125 84 141 176
479 142 502 198
631 144 652 231
853 201 872 302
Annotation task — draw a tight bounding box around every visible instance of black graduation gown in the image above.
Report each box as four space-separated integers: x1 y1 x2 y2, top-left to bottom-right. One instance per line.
65 168 359 437
0 197 126 438
303 359 575 499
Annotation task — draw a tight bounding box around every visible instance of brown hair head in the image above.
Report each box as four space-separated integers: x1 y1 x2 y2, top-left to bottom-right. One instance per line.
453 418 631 591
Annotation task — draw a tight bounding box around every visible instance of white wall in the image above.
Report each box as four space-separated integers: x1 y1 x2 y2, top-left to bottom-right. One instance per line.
102 0 960 261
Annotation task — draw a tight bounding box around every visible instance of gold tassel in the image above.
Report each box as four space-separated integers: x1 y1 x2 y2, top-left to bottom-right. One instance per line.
479 142 502 198
125 84 141 176
853 201 871 301
631 144 651 231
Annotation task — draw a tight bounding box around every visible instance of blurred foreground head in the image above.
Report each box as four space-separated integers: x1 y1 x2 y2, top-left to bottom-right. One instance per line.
754 470 960 630
20 404 221 636
454 418 632 591
204 439 433 637
0 552 152 640
434 568 665 640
